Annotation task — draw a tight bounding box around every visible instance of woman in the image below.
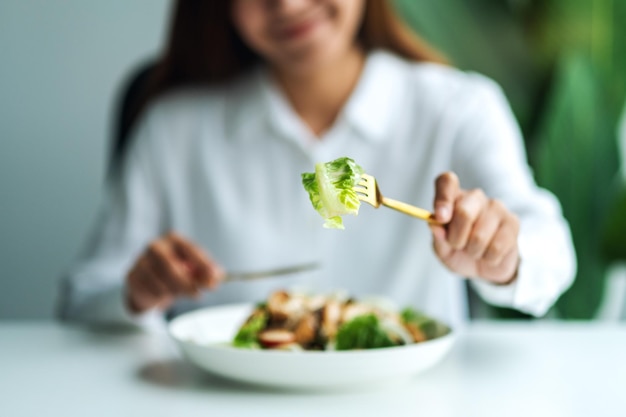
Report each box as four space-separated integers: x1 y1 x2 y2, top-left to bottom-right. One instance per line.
59 0 575 329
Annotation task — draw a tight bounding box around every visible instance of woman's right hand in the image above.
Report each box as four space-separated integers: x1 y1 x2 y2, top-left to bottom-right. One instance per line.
126 232 225 314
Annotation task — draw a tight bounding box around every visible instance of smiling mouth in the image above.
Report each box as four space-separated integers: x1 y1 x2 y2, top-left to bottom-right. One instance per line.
274 18 323 42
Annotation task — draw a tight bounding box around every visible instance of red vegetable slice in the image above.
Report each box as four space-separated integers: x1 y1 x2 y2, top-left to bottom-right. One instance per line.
258 329 296 348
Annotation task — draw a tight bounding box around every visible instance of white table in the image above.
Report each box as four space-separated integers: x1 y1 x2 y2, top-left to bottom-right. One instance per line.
1 322 624 417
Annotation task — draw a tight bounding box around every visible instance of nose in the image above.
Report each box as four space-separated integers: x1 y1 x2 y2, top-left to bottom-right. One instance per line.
268 0 312 14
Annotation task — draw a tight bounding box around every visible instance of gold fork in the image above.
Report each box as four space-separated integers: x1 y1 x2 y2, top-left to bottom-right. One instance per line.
355 173 441 225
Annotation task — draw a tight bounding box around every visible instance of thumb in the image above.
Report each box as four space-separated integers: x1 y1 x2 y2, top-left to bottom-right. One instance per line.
433 172 460 224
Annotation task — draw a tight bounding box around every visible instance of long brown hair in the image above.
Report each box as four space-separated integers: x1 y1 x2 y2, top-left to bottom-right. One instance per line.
114 0 446 168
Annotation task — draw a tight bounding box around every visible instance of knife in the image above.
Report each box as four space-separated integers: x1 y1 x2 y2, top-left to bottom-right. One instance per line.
223 262 321 282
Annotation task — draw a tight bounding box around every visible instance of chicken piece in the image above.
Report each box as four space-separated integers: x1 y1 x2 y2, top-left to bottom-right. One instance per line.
403 323 427 343
267 291 290 320
341 301 375 323
305 294 327 311
294 312 319 346
267 290 307 324
321 299 342 339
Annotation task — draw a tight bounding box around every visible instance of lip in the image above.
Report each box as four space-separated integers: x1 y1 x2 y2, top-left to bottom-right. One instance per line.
274 17 323 42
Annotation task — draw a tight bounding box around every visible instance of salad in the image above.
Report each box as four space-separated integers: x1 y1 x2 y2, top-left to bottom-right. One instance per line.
232 290 450 351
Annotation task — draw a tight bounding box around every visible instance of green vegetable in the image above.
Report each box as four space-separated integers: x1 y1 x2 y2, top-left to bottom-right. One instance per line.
401 308 430 325
302 157 364 229
233 311 268 349
401 308 449 339
335 314 396 350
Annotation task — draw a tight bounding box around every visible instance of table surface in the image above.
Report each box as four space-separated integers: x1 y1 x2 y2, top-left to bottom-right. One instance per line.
1 321 625 417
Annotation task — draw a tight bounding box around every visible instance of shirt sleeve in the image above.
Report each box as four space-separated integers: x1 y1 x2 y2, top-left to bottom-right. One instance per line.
57 111 167 331
451 74 576 317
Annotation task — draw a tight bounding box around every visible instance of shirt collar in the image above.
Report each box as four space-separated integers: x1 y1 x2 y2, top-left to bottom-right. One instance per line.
226 49 406 145
341 49 406 143
259 72 315 146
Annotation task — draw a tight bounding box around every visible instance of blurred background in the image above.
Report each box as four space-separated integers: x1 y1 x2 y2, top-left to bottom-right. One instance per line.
1 0 625 320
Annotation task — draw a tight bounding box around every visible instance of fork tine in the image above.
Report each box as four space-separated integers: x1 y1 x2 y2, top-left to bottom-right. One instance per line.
354 190 369 198
353 173 379 207
357 193 375 206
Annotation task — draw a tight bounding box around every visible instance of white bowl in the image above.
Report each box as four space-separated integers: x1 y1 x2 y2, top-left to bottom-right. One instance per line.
168 303 455 390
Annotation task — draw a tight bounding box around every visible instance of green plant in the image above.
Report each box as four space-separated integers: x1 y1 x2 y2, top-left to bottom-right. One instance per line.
393 0 626 319
603 186 626 263
532 54 619 318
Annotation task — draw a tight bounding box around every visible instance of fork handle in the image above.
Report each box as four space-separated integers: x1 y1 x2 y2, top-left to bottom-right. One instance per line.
381 197 442 225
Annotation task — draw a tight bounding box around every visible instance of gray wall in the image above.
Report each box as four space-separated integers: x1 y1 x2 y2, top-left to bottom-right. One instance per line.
0 1 170 318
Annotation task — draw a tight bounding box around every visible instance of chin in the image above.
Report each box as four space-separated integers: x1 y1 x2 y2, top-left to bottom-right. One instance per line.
279 40 348 74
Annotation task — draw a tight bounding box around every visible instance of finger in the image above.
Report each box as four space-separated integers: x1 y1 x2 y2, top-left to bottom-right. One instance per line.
145 274 172 306
430 224 453 261
135 258 168 298
465 203 502 260
483 214 520 266
138 268 174 310
493 249 521 285
144 249 185 296
168 232 225 289
127 259 167 311
433 172 460 223
447 189 488 250
167 232 211 287
147 240 197 296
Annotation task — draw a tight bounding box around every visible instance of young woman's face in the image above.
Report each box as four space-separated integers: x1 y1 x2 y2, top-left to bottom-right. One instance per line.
232 0 366 74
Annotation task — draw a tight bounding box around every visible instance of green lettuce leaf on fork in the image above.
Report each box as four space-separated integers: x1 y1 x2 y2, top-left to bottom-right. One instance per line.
301 157 364 229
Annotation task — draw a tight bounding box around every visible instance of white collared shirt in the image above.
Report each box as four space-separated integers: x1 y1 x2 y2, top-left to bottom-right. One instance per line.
59 50 576 329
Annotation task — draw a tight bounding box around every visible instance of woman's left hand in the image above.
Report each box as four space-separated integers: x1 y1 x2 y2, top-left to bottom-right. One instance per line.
430 172 520 285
